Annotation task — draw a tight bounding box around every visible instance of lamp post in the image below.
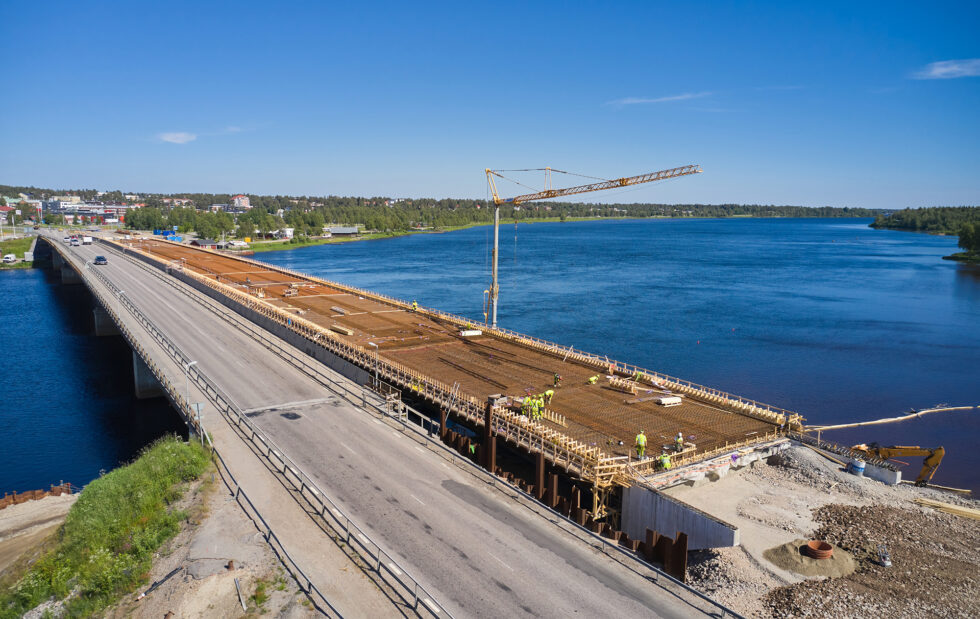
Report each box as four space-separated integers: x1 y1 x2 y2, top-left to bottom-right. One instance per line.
183 360 198 407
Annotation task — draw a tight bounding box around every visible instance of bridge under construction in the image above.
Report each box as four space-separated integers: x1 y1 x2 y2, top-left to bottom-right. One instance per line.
111 235 801 521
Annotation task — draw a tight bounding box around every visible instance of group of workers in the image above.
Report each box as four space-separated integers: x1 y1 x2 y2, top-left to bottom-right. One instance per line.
634 430 686 470
521 389 555 420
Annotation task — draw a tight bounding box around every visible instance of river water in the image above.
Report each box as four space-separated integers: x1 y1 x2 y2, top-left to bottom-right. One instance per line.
259 218 980 492
2 218 977 494
0 267 186 494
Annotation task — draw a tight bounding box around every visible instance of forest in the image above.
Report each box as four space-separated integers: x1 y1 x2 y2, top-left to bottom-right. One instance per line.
2 183 886 239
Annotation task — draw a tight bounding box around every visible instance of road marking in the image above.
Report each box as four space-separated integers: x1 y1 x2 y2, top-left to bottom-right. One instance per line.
410 494 425 505
415 446 426 454
423 598 440 612
487 552 514 571
387 563 402 576
391 431 401 439
357 533 370 544
373 419 383 425
331 508 343 520
341 443 356 454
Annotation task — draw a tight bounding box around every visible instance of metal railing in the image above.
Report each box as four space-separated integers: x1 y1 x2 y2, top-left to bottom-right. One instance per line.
70 238 452 617
77 235 742 618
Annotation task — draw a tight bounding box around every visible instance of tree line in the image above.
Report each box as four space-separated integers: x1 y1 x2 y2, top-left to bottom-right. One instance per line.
870 206 980 256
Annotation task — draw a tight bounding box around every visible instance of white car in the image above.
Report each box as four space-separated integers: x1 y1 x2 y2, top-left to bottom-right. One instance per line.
2 254 16 264
63 236 71 244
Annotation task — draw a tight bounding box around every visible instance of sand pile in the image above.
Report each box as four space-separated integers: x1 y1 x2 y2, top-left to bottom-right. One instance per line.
763 539 856 578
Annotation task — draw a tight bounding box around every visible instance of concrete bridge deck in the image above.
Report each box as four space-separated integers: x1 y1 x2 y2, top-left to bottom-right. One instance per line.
43 232 713 617
116 237 785 469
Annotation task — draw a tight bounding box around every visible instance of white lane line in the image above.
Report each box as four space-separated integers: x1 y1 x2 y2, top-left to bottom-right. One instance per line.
391 431 401 439
331 508 343 519
487 552 514 571
357 533 370 544
423 598 440 612
341 443 356 454
410 494 425 505
387 563 403 576
372 419 383 425
415 446 427 454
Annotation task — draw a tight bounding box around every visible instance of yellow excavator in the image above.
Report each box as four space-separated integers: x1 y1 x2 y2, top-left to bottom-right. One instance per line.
851 443 946 486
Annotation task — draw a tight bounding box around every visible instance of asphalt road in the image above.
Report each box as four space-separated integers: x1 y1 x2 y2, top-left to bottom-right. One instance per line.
65 237 702 618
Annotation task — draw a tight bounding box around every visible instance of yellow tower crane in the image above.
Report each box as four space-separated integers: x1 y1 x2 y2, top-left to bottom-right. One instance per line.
483 164 702 327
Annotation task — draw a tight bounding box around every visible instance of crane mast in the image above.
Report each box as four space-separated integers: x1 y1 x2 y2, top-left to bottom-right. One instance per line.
483 164 702 327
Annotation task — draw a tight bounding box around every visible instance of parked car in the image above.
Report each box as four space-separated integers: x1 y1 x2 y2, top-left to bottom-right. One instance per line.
2 254 16 264
93 256 108 265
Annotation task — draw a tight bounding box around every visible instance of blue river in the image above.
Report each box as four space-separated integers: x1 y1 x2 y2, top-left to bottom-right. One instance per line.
1 218 977 493
260 218 980 492
0 267 186 495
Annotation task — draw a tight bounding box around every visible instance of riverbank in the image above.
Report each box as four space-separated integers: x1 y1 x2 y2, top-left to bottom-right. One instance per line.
0 494 77 577
943 251 980 263
681 444 980 618
0 437 209 617
0 236 33 269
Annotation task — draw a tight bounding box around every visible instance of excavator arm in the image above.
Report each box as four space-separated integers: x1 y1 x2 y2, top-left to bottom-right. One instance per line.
852 444 946 486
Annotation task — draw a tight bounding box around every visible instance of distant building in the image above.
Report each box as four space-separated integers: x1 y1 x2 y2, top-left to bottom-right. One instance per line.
190 238 218 249
209 204 229 213
51 195 82 204
124 194 140 201
325 226 359 236
231 194 251 209
274 227 294 239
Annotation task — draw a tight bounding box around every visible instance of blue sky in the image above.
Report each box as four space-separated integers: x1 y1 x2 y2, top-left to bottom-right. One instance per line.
1 1 977 208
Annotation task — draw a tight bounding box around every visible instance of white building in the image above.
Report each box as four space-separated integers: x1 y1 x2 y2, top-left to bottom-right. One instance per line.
231 194 251 209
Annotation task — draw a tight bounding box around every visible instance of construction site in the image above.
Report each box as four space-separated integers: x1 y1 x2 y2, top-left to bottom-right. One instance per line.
109 232 791 530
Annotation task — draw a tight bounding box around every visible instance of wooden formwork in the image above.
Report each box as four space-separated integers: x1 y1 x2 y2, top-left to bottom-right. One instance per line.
114 239 798 499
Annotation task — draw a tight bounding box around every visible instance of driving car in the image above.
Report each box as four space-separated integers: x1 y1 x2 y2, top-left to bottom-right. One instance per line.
93 255 108 265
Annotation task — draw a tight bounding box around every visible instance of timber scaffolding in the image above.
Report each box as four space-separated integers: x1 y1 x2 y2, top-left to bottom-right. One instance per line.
108 237 801 491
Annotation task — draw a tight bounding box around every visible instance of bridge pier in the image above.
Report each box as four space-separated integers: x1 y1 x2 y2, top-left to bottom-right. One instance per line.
61 265 81 285
51 250 64 269
93 306 120 336
132 351 164 399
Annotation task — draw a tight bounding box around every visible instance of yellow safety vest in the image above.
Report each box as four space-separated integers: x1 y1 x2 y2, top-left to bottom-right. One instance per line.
636 433 647 446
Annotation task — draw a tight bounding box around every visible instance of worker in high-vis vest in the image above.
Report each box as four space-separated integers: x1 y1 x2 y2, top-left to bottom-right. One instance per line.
675 432 684 452
544 389 555 404
412 300 418 311
587 375 598 385
635 430 647 459
554 373 562 388
659 453 672 470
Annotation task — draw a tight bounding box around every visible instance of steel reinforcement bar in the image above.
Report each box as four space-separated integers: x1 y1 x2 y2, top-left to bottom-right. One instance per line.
110 239 623 484
160 240 801 428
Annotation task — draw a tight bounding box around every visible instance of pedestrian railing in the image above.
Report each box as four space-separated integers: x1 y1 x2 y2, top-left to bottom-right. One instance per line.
74 237 453 618
72 235 742 619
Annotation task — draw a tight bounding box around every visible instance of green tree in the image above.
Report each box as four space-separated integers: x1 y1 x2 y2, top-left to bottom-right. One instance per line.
959 223 977 253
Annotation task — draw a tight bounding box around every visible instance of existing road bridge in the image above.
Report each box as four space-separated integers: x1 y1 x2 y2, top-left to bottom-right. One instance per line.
39 231 738 618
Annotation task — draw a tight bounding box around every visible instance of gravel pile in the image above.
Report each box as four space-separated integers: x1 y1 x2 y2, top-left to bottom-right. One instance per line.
763 504 980 618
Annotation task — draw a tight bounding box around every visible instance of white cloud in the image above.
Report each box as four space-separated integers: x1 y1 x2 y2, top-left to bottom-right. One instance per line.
223 126 243 133
607 92 713 106
911 59 980 80
157 132 197 144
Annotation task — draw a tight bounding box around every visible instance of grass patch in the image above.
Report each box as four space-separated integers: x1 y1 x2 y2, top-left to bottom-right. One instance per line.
0 236 34 269
0 436 209 618
250 578 269 608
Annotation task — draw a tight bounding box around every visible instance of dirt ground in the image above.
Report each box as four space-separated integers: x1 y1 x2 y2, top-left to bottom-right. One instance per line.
0 494 76 577
108 470 317 618
677 444 980 618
